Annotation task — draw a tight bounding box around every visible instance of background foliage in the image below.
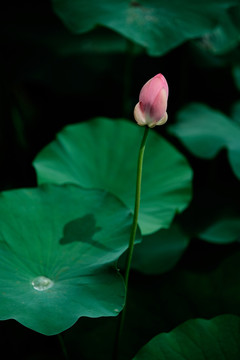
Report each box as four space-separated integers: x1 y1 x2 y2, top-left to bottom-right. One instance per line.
1 0 240 359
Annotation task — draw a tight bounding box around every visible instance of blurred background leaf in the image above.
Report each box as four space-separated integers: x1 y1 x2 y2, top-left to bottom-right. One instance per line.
198 215 240 244
133 314 240 360
127 220 190 274
233 65 240 91
52 0 239 56
168 103 240 179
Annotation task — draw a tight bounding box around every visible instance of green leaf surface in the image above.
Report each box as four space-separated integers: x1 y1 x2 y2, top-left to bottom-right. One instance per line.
51 0 237 56
130 222 189 274
0 184 137 335
169 103 240 179
133 314 240 360
199 216 240 244
33 118 192 235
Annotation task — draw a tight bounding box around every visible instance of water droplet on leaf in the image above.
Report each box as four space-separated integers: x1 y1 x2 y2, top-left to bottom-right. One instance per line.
32 276 54 291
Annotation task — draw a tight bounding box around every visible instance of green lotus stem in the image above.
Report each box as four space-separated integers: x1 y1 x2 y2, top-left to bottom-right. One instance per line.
113 125 149 360
124 125 149 288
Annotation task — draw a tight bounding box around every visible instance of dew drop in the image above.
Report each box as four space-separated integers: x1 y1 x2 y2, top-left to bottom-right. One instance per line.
32 276 54 291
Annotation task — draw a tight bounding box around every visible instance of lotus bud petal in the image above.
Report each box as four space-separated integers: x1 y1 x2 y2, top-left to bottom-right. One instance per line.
134 74 169 128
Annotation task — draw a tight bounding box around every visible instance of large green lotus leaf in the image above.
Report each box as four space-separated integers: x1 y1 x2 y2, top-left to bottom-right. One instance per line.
51 0 237 56
169 103 240 179
33 118 192 235
130 222 189 274
133 314 240 360
0 184 138 335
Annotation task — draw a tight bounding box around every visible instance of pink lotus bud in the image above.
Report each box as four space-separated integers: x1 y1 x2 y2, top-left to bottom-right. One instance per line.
134 74 169 128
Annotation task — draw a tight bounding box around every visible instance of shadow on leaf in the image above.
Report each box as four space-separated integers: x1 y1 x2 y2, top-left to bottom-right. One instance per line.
60 214 114 251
